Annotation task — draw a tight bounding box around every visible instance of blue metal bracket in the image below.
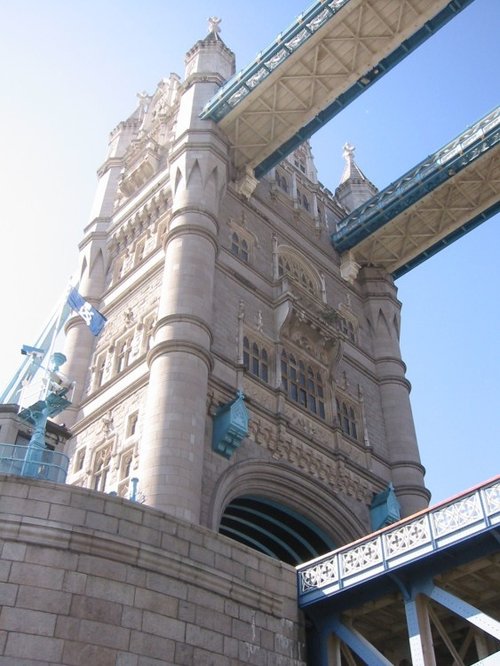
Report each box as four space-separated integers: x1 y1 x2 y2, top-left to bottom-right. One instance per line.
370 483 401 531
212 391 249 459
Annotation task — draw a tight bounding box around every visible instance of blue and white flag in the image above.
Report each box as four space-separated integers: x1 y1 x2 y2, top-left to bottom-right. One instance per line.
67 288 107 336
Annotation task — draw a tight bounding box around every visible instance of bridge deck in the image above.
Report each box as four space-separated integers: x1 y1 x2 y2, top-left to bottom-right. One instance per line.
332 106 500 277
297 476 500 664
201 0 473 177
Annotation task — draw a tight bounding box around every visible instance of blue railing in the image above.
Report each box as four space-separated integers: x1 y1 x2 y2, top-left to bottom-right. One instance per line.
0 443 69 484
332 106 500 254
297 475 500 608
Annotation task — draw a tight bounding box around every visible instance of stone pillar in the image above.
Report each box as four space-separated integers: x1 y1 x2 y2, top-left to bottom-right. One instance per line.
59 121 135 428
138 30 235 521
361 267 429 515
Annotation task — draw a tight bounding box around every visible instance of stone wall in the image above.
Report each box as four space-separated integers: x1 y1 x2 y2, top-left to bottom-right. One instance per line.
0 475 306 665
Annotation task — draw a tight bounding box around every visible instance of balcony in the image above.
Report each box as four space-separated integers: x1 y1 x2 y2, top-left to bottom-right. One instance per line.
0 443 69 484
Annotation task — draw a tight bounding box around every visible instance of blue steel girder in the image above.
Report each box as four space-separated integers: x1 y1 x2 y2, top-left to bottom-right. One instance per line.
331 106 500 277
201 0 474 177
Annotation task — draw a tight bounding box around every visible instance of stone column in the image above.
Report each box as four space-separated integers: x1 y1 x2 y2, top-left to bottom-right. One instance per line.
361 267 429 515
138 30 235 521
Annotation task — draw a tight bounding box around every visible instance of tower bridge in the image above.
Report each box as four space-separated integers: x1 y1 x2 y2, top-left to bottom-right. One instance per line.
202 0 498 280
0 1 498 664
202 0 474 178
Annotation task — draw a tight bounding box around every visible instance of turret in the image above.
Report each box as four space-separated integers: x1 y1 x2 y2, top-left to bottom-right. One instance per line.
335 143 378 213
138 20 235 520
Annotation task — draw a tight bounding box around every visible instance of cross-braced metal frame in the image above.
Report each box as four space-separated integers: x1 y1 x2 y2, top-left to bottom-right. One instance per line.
202 0 474 177
297 477 500 664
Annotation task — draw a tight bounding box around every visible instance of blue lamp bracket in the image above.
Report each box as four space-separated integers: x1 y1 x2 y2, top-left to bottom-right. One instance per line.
212 390 249 459
370 482 401 532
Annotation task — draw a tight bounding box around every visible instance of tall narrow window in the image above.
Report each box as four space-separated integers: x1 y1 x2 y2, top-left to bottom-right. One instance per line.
116 339 131 373
95 354 106 388
92 447 111 492
135 239 146 264
336 398 358 440
230 232 250 262
243 337 269 383
127 412 138 438
276 172 288 192
281 351 325 419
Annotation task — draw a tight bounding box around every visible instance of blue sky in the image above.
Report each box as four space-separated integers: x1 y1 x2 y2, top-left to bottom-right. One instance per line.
0 0 498 504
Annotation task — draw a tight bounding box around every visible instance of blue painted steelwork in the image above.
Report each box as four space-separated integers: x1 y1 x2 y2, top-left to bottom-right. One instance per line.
8 352 73 484
212 391 249 458
201 0 351 122
200 0 474 178
392 200 500 278
331 106 500 270
296 475 500 608
370 483 401 531
1 301 71 404
0 443 69 484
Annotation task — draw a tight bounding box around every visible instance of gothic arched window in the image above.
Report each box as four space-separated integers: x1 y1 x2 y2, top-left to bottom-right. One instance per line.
281 350 325 419
95 354 106 388
231 232 250 262
243 337 269 383
336 398 359 440
278 253 317 297
276 172 289 193
116 339 131 374
92 447 111 492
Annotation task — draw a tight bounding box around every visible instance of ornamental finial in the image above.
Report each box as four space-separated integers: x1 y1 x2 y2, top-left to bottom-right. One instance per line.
208 16 221 37
343 142 355 163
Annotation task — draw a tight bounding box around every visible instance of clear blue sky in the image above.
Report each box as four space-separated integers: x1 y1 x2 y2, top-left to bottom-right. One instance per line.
0 0 498 504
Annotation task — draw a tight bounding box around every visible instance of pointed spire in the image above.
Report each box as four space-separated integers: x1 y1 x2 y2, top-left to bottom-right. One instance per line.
340 143 370 184
335 143 378 214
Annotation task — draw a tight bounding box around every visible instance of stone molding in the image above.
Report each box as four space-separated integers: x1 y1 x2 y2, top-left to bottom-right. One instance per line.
155 313 214 344
146 339 214 372
165 220 219 254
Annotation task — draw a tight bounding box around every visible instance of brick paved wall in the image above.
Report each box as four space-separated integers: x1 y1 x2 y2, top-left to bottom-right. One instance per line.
0 475 306 665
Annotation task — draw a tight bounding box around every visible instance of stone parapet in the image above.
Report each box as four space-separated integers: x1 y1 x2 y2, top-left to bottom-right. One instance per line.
0 475 306 665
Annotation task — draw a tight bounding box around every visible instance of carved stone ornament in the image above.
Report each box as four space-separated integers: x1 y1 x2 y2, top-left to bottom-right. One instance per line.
234 167 259 199
277 299 343 378
340 251 361 284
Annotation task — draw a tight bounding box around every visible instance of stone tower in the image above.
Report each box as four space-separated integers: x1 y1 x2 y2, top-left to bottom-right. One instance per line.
60 22 429 563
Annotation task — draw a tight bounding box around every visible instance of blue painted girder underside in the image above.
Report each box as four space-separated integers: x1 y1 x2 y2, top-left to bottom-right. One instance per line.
201 0 475 178
331 106 500 277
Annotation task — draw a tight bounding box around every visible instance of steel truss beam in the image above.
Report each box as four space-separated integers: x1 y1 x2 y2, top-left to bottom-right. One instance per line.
313 582 500 665
332 106 500 278
201 0 474 177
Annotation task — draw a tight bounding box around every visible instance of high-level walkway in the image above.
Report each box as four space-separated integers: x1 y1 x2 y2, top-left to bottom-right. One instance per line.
297 476 500 664
333 106 500 278
202 0 474 177
202 0 499 278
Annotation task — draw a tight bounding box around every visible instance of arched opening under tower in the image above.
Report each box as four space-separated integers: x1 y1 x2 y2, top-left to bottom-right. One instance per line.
219 495 336 566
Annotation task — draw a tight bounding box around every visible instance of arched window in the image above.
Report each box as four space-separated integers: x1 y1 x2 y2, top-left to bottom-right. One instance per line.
276 172 288 193
95 354 106 388
336 398 358 440
281 351 325 419
143 317 156 352
278 254 317 296
127 412 138 438
302 194 309 211
337 316 356 343
92 447 111 492
135 239 146 264
243 337 269 383
230 232 250 262
113 257 124 284
116 339 131 374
